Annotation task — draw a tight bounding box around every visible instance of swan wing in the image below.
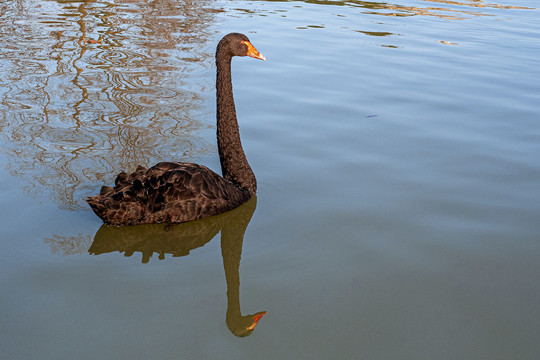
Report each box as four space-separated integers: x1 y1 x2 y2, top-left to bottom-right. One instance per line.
87 162 248 225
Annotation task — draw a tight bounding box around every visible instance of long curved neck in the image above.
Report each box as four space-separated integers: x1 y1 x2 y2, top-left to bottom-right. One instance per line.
216 52 256 195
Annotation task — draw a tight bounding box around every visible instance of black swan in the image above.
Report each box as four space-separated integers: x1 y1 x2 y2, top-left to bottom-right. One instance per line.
87 33 265 226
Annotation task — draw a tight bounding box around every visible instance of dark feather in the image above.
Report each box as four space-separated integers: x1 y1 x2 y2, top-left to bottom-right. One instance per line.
87 162 250 225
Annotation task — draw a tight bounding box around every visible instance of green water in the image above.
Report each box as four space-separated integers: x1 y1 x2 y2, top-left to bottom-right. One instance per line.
1 0 539 359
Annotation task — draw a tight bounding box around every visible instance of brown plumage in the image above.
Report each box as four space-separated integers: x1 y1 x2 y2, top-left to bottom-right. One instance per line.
87 33 265 226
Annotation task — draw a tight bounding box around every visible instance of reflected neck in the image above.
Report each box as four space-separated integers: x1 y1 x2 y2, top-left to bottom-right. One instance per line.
220 197 257 336
216 52 256 195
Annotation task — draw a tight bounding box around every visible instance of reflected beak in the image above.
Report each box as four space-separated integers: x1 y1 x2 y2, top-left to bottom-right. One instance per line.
246 311 267 331
242 41 266 61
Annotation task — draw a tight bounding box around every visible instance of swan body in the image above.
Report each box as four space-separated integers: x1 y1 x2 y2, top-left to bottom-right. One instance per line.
87 33 265 226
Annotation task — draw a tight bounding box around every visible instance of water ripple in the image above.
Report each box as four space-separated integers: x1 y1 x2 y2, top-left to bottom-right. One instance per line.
234 0 533 21
0 0 218 209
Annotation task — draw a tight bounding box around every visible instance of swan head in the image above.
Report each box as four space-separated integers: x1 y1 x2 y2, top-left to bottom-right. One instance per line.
227 310 267 337
218 33 266 61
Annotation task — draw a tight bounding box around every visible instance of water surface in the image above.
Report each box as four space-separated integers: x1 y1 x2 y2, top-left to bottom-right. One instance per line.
1 0 539 359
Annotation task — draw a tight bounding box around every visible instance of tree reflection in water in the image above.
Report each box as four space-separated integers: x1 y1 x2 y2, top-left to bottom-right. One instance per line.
88 197 266 337
0 0 221 209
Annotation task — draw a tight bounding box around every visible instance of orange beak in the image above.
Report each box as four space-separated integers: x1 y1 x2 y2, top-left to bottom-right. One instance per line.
246 311 267 331
242 41 266 61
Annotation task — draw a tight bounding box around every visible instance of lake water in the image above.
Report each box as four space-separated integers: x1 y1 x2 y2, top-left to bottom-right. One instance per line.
1 0 539 359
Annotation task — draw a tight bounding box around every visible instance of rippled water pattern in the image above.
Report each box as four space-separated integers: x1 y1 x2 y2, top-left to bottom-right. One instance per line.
0 0 221 207
1 0 539 359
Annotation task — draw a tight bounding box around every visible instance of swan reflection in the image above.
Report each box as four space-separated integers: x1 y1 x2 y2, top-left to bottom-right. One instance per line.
89 197 266 337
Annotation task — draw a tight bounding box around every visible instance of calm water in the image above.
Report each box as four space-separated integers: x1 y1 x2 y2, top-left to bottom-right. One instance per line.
1 0 539 359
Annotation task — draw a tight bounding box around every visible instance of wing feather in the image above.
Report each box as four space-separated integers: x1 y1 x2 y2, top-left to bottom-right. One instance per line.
87 162 249 225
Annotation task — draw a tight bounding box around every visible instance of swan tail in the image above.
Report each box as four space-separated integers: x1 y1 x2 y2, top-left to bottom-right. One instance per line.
86 194 145 226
